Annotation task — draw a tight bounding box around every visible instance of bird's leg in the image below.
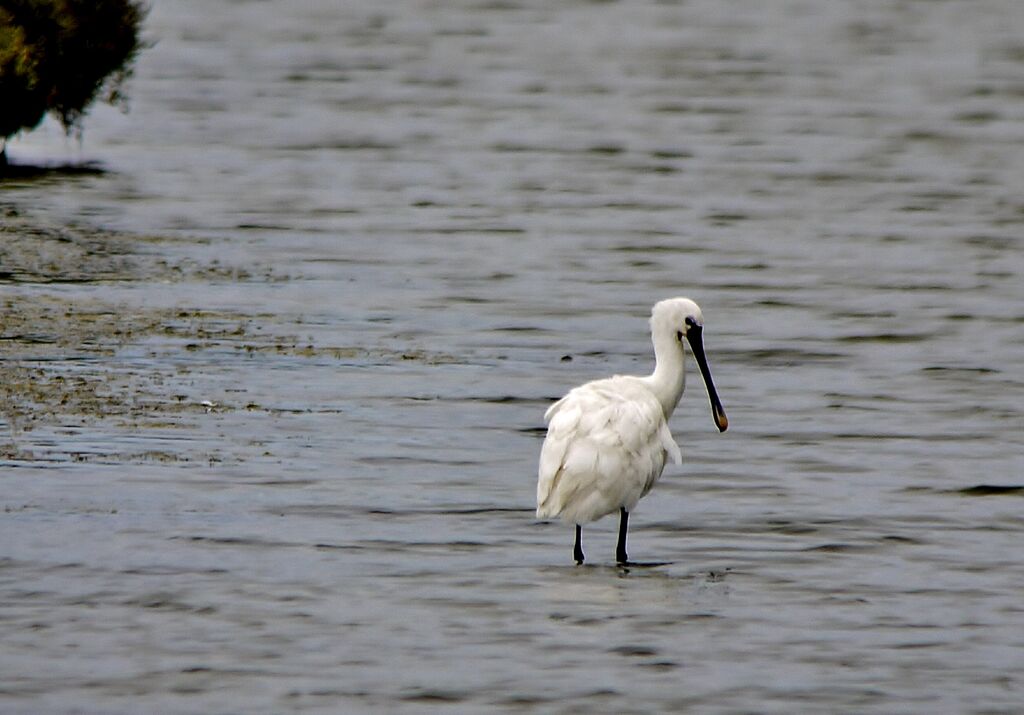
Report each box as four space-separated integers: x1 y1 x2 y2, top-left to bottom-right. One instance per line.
616 508 629 564
573 524 584 565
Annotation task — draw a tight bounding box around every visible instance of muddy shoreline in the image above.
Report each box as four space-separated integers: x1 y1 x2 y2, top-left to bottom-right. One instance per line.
0 202 375 468
0 201 460 468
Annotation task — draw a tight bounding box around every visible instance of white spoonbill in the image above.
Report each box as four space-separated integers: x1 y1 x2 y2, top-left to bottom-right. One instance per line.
536 297 728 564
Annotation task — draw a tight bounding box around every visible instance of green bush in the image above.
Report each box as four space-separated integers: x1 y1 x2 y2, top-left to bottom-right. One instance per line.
0 0 146 161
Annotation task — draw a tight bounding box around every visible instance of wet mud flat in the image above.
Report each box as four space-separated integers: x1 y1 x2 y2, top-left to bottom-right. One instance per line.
0 204 443 469
2 203 274 466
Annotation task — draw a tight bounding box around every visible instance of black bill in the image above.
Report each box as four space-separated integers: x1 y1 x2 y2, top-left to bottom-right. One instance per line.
686 325 728 432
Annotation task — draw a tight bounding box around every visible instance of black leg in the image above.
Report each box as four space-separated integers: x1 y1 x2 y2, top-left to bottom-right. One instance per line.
616 508 629 564
573 524 584 565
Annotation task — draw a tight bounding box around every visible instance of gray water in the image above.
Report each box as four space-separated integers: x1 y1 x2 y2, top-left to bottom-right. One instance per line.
3 0 1024 712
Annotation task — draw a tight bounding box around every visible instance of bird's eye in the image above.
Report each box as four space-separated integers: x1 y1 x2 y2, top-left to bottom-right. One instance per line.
684 316 695 328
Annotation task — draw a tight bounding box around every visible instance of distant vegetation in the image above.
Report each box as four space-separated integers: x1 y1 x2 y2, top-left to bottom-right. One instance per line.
0 0 146 165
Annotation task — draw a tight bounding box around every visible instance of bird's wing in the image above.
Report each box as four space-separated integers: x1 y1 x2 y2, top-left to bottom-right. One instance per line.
536 398 582 513
537 377 679 522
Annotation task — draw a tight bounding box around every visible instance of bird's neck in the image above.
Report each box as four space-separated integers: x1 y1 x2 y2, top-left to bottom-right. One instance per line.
643 332 686 418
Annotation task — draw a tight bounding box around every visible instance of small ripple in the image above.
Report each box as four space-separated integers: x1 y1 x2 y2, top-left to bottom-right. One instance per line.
400 688 468 704
720 347 849 365
836 332 934 344
962 235 1017 250
358 455 480 467
608 644 659 657
802 543 870 553
952 485 1024 497
493 693 560 707
121 566 229 576
263 504 533 520
458 394 550 405
169 535 302 549
921 365 999 376
638 660 681 671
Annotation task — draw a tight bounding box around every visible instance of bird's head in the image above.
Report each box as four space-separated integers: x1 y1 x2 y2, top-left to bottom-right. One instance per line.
651 297 704 342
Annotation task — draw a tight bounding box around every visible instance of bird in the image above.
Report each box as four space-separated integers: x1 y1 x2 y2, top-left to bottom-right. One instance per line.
536 297 728 565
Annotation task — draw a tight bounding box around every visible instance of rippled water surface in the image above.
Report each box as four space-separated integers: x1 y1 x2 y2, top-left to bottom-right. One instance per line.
3 1 1024 712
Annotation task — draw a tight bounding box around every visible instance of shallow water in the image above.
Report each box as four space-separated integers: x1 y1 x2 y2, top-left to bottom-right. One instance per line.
2 0 1024 712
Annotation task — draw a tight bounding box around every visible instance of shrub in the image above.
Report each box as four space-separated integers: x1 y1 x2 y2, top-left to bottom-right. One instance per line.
0 0 146 162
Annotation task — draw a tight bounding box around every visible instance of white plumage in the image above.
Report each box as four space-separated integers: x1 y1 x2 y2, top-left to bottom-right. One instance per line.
537 377 681 524
536 297 728 564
